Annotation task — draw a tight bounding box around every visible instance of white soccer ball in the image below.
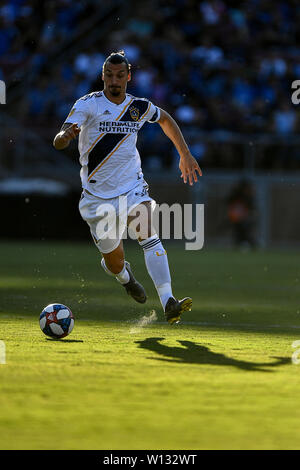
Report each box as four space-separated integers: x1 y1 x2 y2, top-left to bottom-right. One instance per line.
39 303 74 339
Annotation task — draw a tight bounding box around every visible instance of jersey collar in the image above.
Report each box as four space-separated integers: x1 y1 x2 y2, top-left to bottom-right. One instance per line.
102 91 129 107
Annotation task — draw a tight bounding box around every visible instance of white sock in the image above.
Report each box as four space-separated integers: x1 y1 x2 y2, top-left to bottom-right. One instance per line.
139 235 173 310
101 258 130 284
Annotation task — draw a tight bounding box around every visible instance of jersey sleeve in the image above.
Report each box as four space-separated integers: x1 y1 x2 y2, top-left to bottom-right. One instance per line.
146 101 161 123
63 97 92 127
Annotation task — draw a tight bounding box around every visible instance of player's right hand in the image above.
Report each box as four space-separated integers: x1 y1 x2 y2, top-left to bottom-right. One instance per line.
62 123 81 142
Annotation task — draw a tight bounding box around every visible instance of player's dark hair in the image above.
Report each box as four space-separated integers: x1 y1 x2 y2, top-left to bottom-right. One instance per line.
103 50 131 73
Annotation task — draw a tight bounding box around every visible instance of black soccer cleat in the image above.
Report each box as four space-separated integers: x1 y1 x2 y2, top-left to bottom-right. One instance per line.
122 261 147 304
164 296 192 325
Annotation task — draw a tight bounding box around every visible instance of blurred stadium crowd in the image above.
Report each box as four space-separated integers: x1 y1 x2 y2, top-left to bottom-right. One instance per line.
1 0 300 170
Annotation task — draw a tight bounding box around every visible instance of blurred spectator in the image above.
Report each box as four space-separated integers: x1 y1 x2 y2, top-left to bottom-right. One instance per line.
227 180 256 249
191 36 225 67
74 47 105 81
272 100 297 134
1 0 299 171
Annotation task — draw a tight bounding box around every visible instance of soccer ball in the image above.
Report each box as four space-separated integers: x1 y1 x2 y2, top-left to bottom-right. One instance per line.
39 303 74 339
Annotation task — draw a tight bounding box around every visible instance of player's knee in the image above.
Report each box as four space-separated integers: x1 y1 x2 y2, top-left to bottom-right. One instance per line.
128 202 155 241
135 217 156 241
137 226 156 242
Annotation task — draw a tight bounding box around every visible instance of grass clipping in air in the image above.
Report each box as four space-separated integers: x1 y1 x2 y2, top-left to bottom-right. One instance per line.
130 310 157 334
1 241 300 450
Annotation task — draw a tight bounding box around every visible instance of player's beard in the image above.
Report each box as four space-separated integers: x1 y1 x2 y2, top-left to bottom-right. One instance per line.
109 86 121 96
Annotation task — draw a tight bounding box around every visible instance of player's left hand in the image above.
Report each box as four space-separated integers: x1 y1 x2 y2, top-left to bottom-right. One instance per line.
179 153 202 185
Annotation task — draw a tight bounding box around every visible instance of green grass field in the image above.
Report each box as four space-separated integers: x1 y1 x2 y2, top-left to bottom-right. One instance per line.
0 240 300 450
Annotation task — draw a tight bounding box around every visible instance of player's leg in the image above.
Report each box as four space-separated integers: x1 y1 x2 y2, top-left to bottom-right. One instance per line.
101 240 125 275
100 240 147 304
78 191 146 304
128 201 172 307
127 201 192 324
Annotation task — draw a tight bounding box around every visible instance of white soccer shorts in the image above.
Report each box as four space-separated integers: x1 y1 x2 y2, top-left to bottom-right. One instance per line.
78 180 155 253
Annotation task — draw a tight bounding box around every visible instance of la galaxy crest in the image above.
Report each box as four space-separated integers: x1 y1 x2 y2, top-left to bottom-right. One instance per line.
129 106 139 121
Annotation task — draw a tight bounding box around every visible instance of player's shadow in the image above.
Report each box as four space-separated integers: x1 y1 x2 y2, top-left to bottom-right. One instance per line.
135 337 290 372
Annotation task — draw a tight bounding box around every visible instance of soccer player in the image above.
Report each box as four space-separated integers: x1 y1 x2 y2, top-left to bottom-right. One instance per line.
53 51 202 324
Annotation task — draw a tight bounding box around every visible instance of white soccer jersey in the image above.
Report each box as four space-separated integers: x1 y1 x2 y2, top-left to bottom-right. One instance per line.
63 91 161 198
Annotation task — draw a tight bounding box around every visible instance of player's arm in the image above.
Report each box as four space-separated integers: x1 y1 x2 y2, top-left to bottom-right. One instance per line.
53 122 81 150
157 108 202 185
